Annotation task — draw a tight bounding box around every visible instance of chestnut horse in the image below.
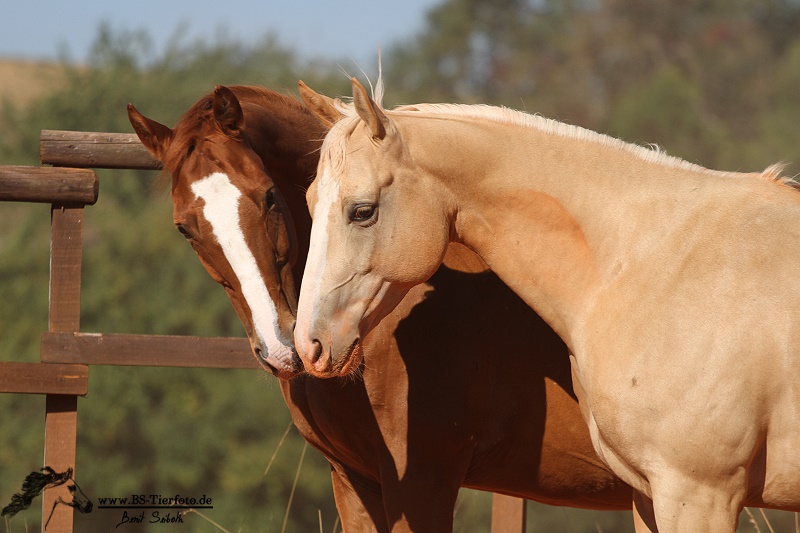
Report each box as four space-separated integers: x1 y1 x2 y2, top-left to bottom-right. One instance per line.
128 85 632 532
294 79 800 532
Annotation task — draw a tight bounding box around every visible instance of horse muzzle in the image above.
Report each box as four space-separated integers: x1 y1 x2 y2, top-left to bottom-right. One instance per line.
295 333 363 378
252 338 302 380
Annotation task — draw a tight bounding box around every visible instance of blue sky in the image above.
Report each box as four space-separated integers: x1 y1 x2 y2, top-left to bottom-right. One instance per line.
1 0 439 64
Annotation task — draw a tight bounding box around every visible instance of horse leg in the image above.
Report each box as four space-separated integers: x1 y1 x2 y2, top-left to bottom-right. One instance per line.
649 474 745 533
632 491 657 532
379 475 460 533
330 466 388 533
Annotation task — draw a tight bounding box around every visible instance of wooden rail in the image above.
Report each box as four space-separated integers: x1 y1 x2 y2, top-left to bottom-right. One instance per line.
40 130 161 169
0 130 528 532
0 362 88 395
0 166 98 204
41 332 257 369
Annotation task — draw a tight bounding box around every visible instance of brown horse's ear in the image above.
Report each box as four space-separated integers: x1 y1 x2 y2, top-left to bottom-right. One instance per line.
352 78 391 140
298 80 344 128
127 103 174 162
213 85 244 138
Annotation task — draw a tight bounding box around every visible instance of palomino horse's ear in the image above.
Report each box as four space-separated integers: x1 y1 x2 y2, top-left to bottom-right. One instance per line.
213 85 244 138
351 77 391 140
127 103 174 162
298 80 344 128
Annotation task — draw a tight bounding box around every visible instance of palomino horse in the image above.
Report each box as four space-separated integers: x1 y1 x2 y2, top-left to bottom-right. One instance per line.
294 79 800 532
128 85 633 531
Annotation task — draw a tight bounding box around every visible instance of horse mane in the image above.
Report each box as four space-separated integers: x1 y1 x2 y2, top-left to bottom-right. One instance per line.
395 103 717 173
323 92 795 190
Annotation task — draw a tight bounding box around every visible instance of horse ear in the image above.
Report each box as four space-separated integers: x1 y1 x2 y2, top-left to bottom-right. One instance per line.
352 78 391 140
127 104 174 161
213 85 244 138
298 80 344 128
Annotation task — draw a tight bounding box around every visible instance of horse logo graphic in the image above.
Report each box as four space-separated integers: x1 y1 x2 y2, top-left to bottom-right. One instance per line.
2 466 93 529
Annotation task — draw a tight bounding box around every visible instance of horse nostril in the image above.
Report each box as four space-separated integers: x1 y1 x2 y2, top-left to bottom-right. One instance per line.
310 339 323 364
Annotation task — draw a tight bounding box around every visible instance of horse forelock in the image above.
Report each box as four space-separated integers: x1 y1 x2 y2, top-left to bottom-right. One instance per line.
163 86 310 192
156 93 214 192
317 65 392 182
319 114 362 180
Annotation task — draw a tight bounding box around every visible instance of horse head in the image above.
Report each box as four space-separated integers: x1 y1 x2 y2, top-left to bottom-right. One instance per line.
128 86 303 378
295 79 453 377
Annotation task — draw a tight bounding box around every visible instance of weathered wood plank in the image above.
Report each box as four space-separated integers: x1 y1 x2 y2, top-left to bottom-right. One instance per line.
490 494 527 533
0 166 98 204
0 362 88 395
43 394 79 533
40 130 162 170
48 206 84 333
44 204 85 533
41 332 259 369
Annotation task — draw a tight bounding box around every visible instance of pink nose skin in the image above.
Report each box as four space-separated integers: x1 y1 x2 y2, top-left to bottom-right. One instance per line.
296 335 330 375
252 337 300 380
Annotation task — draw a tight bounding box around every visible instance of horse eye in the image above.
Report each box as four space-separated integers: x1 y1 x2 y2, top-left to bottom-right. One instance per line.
350 204 377 223
176 224 193 240
265 188 276 210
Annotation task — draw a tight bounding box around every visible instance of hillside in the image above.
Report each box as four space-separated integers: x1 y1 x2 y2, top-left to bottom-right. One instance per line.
0 58 67 109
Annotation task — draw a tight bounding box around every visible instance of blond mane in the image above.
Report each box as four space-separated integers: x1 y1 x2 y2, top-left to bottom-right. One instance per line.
322 92 792 188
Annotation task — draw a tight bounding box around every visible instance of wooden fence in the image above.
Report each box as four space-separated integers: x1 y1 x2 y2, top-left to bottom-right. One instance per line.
0 130 526 532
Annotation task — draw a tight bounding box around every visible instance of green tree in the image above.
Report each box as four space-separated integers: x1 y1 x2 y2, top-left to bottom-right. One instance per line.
607 65 730 165
386 0 800 174
750 39 800 175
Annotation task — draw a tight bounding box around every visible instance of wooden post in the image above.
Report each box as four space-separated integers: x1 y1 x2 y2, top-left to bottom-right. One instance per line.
491 494 526 533
42 203 85 533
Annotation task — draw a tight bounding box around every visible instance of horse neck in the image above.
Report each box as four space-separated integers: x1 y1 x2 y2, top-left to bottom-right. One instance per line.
401 112 732 344
241 99 326 280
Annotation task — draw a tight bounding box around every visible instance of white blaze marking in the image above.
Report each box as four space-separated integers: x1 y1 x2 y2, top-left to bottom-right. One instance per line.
191 172 293 364
297 169 339 338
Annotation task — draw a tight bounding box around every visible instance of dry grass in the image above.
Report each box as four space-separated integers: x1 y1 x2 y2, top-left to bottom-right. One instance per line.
744 508 800 533
0 58 67 110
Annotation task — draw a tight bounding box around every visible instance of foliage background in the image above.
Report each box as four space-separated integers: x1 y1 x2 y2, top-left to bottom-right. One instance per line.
1 1 799 531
